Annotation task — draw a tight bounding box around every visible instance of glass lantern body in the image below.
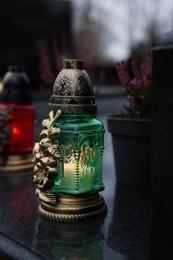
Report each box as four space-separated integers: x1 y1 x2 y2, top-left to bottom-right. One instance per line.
51 114 105 195
0 102 36 152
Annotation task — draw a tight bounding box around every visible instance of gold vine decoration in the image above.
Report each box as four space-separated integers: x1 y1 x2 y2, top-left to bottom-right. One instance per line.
32 110 62 204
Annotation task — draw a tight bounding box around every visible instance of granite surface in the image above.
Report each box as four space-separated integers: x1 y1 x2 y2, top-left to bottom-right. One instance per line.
0 94 151 259
0 171 150 260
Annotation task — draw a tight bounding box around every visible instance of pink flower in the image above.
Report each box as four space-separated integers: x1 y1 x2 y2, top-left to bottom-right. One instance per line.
51 39 62 72
38 41 55 85
127 95 134 107
116 62 130 86
130 78 142 88
140 54 152 85
138 94 145 100
131 59 142 86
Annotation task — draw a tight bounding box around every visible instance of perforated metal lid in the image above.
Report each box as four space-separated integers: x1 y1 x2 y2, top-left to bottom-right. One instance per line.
49 59 97 114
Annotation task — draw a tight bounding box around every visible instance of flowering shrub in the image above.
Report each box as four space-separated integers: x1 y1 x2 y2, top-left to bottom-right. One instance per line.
116 53 152 119
38 39 62 89
38 38 97 92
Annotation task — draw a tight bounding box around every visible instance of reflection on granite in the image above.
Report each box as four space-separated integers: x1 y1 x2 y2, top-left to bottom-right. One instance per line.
108 184 151 260
34 219 104 260
0 170 151 260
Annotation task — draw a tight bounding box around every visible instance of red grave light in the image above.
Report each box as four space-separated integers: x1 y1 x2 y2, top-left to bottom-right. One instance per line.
0 66 36 171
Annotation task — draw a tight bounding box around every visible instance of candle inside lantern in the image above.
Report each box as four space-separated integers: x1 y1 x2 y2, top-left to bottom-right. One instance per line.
52 138 104 195
62 161 94 190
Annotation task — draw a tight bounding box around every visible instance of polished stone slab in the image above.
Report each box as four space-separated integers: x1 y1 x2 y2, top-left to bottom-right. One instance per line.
0 95 151 259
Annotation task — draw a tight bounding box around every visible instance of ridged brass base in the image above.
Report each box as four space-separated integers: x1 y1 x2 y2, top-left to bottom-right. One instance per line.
39 193 107 222
0 153 33 171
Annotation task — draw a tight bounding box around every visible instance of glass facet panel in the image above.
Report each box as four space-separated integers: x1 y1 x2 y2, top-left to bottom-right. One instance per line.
51 114 105 194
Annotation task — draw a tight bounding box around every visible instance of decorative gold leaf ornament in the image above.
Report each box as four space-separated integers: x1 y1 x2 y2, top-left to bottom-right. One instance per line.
32 110 62 204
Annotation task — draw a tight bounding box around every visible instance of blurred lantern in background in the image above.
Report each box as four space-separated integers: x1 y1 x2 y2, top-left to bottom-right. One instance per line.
33 59 107 222
0 66 36 171
0 108 12 163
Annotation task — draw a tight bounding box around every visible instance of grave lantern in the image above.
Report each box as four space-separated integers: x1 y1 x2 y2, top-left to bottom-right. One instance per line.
0 66 36 171
33 59 107 222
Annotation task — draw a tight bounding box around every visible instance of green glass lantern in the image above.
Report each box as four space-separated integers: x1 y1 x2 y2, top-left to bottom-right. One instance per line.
33 59 107 222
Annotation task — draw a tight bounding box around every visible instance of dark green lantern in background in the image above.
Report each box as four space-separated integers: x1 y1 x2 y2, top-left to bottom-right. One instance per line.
33 59 107 222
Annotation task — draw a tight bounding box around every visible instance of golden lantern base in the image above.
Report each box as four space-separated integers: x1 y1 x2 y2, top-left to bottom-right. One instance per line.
0 153 33 172
39 193 107 222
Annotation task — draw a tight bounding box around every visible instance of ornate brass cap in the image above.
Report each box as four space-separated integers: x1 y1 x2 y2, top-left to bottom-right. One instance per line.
49 59 97 115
